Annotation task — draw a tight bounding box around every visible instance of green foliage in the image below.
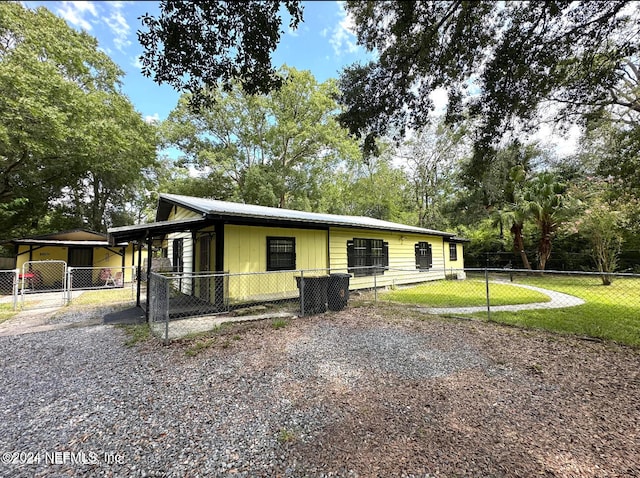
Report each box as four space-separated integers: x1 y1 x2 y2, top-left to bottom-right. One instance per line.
160 66 359 209
384 280 550 307
271 319 288 330
0 3 156 238
138 1 303 108
339 1 639 163
117 324 151 347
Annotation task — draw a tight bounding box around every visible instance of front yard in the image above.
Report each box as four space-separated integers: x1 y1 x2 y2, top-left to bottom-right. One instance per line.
0 306 638 477
382 275 640 347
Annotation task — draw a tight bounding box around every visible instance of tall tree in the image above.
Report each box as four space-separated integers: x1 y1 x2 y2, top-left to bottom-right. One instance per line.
522 173 568 270
160 67 359 209
397 120 469 229
338 1 639 165
138 1 303 108
0 3 156 237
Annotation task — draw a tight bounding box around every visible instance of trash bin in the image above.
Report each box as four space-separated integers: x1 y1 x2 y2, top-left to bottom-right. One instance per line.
328 273 351 311
295 275 329 315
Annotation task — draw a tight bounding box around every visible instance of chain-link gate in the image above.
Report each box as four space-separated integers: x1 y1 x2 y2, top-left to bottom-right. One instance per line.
20 260 67 310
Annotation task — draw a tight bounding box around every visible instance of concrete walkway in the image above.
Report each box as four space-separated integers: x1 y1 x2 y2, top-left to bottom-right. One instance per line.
417 282 585 315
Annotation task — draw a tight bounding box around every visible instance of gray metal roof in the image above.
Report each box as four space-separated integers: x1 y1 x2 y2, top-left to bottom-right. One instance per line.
158 193 455 237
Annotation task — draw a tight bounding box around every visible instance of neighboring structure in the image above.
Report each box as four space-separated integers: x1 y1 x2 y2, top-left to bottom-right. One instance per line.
8 229 143 286
109 194 467 308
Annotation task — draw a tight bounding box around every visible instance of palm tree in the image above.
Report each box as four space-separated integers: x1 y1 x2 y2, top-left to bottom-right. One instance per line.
492 165 532 270
522 173 567 270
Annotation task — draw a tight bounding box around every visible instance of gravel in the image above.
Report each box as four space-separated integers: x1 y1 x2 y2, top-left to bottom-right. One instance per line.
0 306 638 477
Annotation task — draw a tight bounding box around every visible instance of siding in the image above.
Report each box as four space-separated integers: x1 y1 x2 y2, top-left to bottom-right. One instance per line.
224 225 328 303
166 205 199 294
443 242 465 272
329 227 447 290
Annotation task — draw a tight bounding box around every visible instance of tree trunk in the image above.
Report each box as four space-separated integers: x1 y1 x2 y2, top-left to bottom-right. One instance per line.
538 233 552 270
511 222 531 270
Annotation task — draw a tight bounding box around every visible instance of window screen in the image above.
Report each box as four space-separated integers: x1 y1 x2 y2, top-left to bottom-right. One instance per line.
267 237 296 271
449 243 458 261
347 238 389 276
415 242 432 270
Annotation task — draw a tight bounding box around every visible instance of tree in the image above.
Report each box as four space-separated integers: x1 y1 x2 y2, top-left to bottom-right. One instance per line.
338 1 640 166
160 67 359 209
522 173 568 270
138 1 303 108
397 120 469 229
0 3 156 237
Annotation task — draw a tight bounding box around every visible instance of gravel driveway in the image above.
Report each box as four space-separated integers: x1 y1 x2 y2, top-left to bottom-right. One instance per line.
0 306 638 477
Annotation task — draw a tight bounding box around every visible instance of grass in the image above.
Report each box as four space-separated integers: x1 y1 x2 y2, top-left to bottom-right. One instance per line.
271 318 289 329
70 288 134 306
479 276 640 347
277 428 296 444
117 323 151 347
0 303 17 324
383 279 550 307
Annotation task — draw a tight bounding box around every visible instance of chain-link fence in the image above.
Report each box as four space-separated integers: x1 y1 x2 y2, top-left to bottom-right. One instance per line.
19 260 68 310
66 266 137 306
0 269 19 310
147 268 358 343
376 267 640 323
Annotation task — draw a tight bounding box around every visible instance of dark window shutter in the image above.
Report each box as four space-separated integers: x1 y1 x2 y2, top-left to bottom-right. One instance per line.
383 241 389 268
415 243 420 268
427 243 433 268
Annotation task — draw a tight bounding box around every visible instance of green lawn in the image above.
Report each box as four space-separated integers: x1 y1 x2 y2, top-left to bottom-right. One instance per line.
71 288 135 306
480 276 640 347
0 303 16 324
383 280 550 307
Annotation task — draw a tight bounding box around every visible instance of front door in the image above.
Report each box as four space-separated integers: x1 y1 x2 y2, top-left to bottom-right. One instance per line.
68 247 93 287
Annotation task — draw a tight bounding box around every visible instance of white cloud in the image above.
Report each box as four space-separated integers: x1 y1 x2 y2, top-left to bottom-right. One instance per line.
131 56 143 69
104 4 131 53
328 2 359 56
56 1 98 31
144 113 160 124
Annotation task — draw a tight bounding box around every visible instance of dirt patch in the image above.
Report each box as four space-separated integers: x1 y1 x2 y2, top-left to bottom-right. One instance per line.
172 306 640 477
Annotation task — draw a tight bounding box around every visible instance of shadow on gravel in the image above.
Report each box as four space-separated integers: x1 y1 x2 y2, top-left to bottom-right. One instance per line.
102 307 145 325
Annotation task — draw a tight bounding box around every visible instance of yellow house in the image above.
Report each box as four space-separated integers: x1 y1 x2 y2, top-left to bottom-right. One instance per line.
9 229 144 287
109 194 467 309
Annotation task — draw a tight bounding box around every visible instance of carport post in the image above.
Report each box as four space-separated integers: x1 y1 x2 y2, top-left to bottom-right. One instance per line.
136 241 142 307
145 234 153 321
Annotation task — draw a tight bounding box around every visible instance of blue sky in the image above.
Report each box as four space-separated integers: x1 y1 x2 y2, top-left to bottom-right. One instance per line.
23 1 372 124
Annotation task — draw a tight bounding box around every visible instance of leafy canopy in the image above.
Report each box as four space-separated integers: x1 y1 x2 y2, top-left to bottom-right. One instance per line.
160 66 359 210
138 0 304 108
338 1 639 164
0 2 156 237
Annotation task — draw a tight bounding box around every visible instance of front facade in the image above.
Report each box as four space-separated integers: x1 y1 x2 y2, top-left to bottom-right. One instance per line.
109 194 466 307
9 230 143 286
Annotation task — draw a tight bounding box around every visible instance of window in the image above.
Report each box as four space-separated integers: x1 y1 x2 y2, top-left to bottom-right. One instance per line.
347 238 389 276
172 238 184 272
449 243 458 261
415 242 432 270
267 237 296 271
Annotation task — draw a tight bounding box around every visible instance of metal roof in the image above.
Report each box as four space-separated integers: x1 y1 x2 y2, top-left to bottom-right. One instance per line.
157 193 455 237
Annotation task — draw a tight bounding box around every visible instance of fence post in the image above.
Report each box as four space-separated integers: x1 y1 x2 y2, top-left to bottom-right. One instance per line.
66 267 73 305
299 270 305 317
374 268 378 303
12 269 19 311
485 262 491 321
164 275 170 345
